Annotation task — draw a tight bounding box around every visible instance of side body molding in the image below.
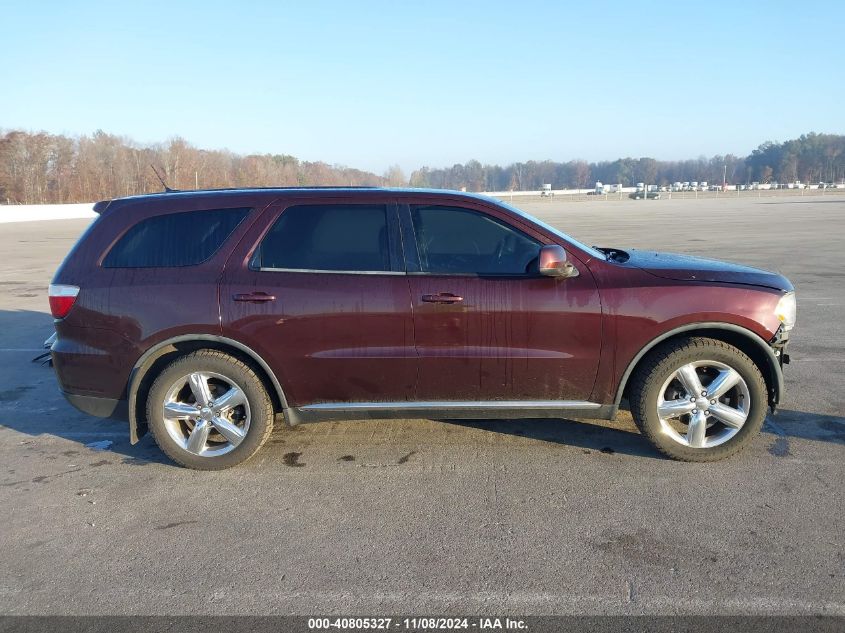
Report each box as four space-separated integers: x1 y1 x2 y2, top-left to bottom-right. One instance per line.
126 325 783 443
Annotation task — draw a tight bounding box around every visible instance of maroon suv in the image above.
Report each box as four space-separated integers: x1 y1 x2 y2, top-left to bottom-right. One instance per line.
49 188 795 469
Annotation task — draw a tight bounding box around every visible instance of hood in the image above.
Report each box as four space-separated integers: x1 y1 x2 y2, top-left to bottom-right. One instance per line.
617 249 793 291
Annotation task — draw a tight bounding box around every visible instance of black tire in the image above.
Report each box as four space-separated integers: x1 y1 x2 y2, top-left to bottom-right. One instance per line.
629 337 767 462
147 350 274 470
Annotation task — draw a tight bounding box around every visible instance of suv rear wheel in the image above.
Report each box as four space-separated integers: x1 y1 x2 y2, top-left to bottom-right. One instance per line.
147 350 274 469
629 337 767 461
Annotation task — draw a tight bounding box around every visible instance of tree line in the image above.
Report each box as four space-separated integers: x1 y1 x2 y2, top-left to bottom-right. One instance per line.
1 128 843 204
410 133 845 192
0 129 405 205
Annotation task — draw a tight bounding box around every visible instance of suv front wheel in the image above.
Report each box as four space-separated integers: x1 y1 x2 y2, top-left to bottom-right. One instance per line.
630 337 768 461
147 350 274 469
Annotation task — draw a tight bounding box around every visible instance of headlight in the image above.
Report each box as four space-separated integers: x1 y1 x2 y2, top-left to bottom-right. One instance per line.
775 291 797 331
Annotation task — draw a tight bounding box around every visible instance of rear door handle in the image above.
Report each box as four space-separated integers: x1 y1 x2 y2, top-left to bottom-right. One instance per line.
421 293 464 304
233 292 276 303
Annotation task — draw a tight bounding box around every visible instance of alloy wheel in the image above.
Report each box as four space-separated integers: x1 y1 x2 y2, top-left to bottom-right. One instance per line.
161 371 251 457
655 360 750 448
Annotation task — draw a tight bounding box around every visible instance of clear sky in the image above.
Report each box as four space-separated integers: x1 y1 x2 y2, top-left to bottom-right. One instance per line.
1 0 842 173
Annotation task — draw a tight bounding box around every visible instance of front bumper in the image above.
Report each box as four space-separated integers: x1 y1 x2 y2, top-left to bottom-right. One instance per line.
765 325 790 411
771 324 790 367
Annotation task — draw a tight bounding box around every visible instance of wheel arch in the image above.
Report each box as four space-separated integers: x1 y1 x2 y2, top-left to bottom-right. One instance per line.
615 322 783 412
127 335 290 444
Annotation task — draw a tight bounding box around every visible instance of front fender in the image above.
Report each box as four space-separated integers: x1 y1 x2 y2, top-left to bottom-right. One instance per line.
611 321 784 411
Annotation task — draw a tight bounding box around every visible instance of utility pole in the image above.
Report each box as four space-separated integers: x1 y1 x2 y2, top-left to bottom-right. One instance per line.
723 164 727 190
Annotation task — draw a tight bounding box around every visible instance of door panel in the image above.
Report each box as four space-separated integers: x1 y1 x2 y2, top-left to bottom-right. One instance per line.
401 201 602 402
220 199 416 407
409 274 601 401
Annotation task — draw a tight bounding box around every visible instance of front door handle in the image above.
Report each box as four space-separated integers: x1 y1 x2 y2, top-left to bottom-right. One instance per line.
421 293 464 304
233 292 276 303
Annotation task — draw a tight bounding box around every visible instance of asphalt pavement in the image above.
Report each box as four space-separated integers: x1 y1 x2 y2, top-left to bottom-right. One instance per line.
1 195 843 615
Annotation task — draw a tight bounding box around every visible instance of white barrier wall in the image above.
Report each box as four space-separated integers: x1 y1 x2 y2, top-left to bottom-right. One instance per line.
481 188 638 197
0 203 97 224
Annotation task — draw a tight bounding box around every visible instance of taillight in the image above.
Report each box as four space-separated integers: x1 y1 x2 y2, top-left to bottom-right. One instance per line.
48 284 80 318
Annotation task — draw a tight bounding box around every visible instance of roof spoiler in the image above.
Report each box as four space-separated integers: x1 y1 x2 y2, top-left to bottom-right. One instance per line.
92 200 112 214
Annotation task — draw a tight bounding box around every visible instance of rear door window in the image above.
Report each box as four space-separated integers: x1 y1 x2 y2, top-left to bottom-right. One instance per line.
103 207 250 268
254 204 392 272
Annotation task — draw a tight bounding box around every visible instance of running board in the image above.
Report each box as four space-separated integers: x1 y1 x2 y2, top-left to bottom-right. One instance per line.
285 401 616 426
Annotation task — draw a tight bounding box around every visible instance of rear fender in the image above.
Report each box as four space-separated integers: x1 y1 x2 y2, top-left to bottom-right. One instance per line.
126 334 290 443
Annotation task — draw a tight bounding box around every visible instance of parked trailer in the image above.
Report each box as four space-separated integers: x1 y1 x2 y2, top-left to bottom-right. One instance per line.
594 181 623 195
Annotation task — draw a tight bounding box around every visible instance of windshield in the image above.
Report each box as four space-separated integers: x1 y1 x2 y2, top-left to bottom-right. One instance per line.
493 199 605 259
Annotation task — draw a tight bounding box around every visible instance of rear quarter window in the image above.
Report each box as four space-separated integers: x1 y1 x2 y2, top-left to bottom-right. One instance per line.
102 207 250 268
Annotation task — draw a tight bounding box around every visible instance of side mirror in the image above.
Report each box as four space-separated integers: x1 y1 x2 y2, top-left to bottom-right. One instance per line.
539 244 579 278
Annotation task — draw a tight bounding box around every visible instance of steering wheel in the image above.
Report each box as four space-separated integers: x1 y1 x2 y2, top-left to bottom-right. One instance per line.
496 233 518 265
494 239 505 264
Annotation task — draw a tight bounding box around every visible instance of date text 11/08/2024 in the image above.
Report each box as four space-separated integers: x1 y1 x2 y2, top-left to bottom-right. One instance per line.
307 617 528 630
